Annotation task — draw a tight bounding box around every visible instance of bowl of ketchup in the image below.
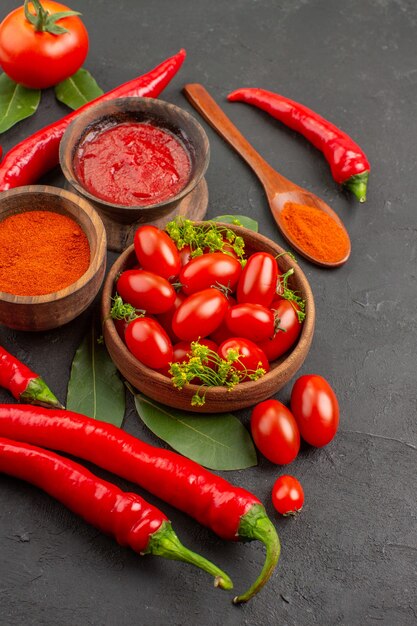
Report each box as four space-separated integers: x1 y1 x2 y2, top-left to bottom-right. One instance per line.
60 97 210 249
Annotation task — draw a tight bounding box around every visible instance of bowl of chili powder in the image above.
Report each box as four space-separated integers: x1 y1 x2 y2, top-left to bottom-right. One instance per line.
0 185 107 331
60 97 210 252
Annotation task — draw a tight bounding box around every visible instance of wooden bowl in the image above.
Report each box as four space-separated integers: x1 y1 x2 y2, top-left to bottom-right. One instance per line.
0 185 107 331
59 97 210 251
102 223 315 413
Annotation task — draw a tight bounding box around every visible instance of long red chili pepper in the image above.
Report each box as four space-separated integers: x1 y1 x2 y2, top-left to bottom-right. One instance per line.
227 87 370 203
0 49 186 191
0 345 63 409
0 436 232 590
0 404 280 604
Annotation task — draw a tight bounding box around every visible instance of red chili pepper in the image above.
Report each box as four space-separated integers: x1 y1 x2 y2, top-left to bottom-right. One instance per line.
227 87 370 203
0 49 186 190
0 404 280 604
0 345 63 408
0 436 232 590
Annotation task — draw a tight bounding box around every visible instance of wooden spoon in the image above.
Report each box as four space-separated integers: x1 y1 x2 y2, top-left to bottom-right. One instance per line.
183 83 351 268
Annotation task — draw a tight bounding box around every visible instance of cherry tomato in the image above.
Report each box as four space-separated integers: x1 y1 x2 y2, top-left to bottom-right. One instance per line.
272 475 304 515
225 303 275 342
236 252 278 307
179 252 242 296
155 291 187 343
259 298 302 361
209 295 236 344
0 1 89 89
250 399 300 464
125 317 173 370
172 288 229 341
178 245 193 266
218 337 270 381
290 375 339 447
134 225 181 280
116 269 176 314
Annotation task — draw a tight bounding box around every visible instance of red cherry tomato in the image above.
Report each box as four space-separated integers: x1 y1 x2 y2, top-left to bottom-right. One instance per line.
116 269 176 314
125 317 173 370
0 1 89 89
250 399 300 464
225 303 275 342
209 295 236 344
172 288 229 341
290 375 339 447
272 475 304 515
134 225 181 280
259 298 303 361
236 252 278 307
179 252 242 296
218 337 270 381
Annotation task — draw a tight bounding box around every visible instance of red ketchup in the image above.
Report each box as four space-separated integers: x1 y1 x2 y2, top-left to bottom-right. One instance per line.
74 122 191 206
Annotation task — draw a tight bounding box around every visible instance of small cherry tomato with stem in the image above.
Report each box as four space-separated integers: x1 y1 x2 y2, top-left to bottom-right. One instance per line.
0 0 89 89
116 269 176 314
290 375 339 447
134 225 181 280
259 298 303 361
272 475 304 516
179 252 242 296
225 302 275 343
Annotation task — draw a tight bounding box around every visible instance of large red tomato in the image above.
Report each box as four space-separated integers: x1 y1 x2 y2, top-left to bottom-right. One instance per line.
259 298 303 361
172 288 229 341
0 1 89 88
134 225 181 280
236 252 278 307
179 252 242 295
218 337 270 380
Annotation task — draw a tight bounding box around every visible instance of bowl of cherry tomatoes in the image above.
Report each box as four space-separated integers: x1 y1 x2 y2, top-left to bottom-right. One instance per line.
101 220 315 413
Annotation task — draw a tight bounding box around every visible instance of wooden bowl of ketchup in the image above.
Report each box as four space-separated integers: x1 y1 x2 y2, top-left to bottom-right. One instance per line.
60 97 210 251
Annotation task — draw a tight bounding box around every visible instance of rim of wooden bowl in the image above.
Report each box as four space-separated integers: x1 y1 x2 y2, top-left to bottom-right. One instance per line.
0 185 107 304
59 96 210 214
101 222 315 413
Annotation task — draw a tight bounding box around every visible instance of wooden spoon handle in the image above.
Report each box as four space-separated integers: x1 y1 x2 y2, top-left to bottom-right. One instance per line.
183 83 287 191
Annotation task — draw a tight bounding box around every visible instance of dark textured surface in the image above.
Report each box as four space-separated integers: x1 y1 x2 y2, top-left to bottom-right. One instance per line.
0 1 416 624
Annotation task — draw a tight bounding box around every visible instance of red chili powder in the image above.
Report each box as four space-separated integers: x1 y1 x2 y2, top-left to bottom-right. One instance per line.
0 210 90 296
280 202 350 263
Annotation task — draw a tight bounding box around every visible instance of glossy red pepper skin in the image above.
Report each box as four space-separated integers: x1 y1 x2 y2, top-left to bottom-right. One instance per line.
0 436 233 590
0 345 63 408
0 404 279 603
228 87 370 202
0 49 186 191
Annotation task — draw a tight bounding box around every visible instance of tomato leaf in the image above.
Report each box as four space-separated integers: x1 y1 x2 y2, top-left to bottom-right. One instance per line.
132 391 257 470
0 74 41 134
66 321 125 426
213 214 259 232
54 68 104 110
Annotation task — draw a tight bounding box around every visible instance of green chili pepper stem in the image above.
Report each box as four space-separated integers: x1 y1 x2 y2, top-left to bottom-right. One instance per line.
146 521 233 591
343 171 369 203
233 504 281 604
20 377 64 409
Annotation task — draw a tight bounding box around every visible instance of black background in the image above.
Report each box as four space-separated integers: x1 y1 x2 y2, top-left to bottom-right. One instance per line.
1 1 416 625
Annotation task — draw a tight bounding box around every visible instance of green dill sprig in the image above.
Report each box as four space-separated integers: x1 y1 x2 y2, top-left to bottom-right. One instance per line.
110 294 145 322
276 268 306 323
165 218 246 265
169 340 266 406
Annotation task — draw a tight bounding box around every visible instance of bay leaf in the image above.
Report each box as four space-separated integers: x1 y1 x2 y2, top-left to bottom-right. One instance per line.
67 322 125 426
132 391 257 471
213 214 259 232
0 74 41 133
54 68 104 110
